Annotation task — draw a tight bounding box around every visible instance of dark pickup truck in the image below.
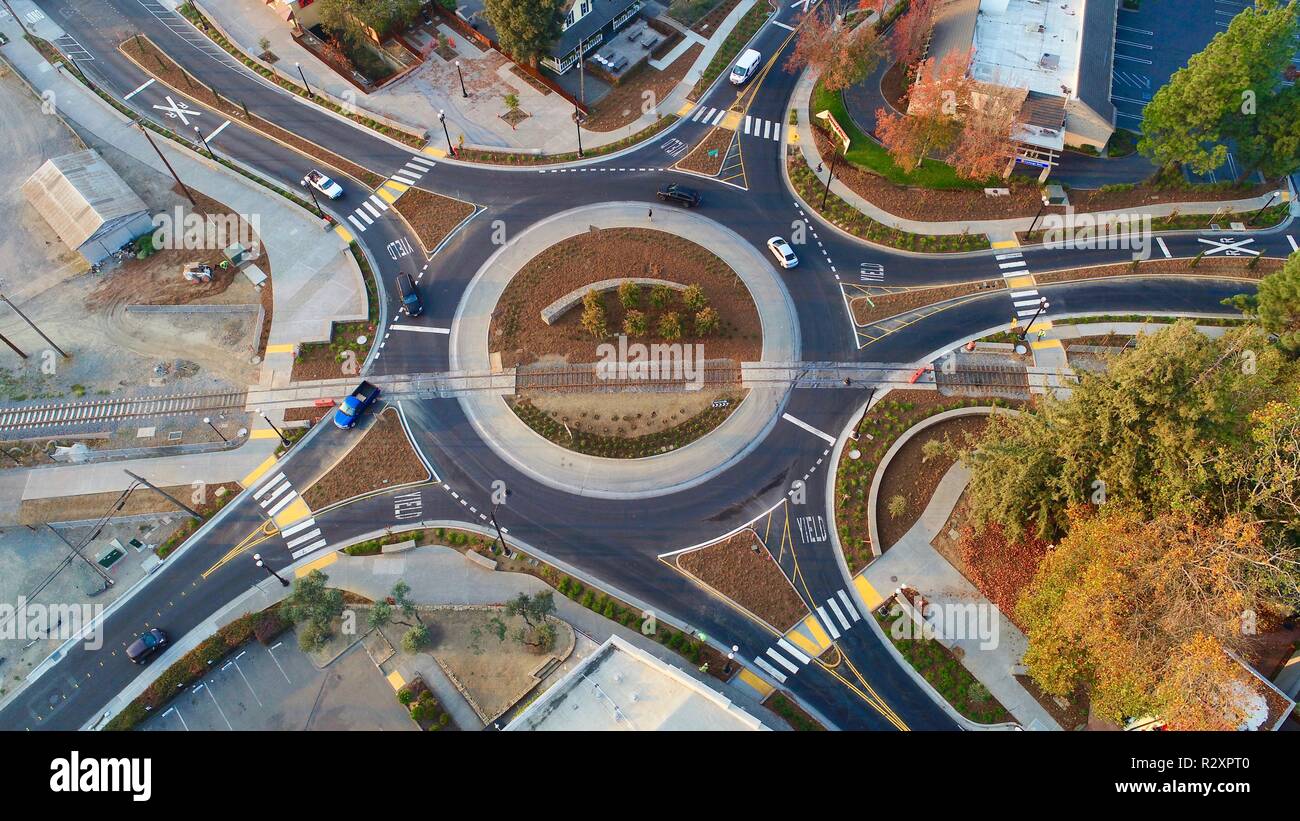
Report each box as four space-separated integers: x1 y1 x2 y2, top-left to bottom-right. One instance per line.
334 380 380 429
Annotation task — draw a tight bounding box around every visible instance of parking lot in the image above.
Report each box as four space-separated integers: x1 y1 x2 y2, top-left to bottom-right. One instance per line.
1110 0 1300 182
141 636 415 731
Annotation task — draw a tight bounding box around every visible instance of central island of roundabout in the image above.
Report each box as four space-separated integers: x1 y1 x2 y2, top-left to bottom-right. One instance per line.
450 203 801 499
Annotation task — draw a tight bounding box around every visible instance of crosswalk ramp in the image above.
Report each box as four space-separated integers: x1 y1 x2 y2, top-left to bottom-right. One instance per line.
346 154 436 234
751 588 862 684
994 250 1049 324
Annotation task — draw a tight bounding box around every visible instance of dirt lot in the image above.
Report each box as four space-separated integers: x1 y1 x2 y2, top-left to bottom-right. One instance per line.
874 415 989 550
490 227 762 367
677 528 808 632
1033 255 1281 285
391 187 475 255
302 407 428 509
677 126 734 175
120 37 383 188
584 44 704 132
852 281 1003 325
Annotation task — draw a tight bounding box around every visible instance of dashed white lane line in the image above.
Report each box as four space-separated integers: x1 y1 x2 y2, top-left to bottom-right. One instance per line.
389 324 450 334
781 412 836 445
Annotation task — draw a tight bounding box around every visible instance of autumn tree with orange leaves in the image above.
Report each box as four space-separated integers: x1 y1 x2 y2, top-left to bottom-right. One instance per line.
888 0 936 67
873 49 969 171
785 4 883 92
948 81 1027 180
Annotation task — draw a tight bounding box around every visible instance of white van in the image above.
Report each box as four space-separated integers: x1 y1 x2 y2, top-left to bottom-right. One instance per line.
729 49 761 85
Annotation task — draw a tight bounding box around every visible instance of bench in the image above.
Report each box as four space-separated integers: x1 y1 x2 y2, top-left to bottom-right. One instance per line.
381 539 417 555
464 550 497 571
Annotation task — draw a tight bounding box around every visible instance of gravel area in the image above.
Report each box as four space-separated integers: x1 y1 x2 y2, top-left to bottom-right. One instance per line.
677 528 808 632
302 407 428 509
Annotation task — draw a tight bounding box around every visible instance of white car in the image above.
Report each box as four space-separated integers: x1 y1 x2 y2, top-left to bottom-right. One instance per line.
767 236 799 269
301 169 344 199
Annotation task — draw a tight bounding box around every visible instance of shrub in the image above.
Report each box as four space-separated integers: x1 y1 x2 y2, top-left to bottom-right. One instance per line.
888 495 908 519
649 284 674 309
618 281 641 309
694 306 720 336
658 312 683 341
398 689 415 705
623 309 648 337
580 291 607 338
681 284 708 311
402 625 431 653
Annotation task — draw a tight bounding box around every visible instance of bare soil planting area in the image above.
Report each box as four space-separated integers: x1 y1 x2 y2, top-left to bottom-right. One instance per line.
302 407 428 509
392 188 475 255
874 415 989 550
677 528 808 632
490 228 761 367
677 127 733 175
1033 255 1281 285
851 281 1003 326
583 44 704 132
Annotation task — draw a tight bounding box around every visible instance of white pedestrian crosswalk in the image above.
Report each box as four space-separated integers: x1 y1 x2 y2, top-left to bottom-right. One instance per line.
248 470 331 559
994 250 1049 322
754 588 862 683
742 114 784 142
343 154 436 233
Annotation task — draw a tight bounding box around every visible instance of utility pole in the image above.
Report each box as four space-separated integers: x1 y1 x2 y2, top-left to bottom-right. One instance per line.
0 294 68 357
47 524 115 588
0 329 28 359
123 470 202 519
137 119 197 206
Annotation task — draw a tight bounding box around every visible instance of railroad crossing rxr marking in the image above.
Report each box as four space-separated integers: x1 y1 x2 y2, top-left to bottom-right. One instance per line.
394 491 423 520
152 95 202 126
1197 236 1259 256
859 262 885 281
661 138 688 157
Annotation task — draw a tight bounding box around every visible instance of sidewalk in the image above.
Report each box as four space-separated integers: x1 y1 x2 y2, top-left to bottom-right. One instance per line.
860 461 1063 730
196 0 757 155
450 201 799 500
791 70 1294 239
318 544 787 729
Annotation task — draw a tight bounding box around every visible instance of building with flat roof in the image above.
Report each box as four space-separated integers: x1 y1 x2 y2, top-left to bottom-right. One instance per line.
505 636 769 731
21 149 154 265
927 0 1118 176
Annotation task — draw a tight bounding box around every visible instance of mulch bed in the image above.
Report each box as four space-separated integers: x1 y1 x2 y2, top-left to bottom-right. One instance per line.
490 227 762 367
677 126 734 175
689 0 744 34
851 280 1003 325
509 65 552 96
120 37 384 189
676 528 808 631
875 415 990 550
583 44 703 132
302 407 427 509
283 405 331 423
392 187 475 256
1016 675 1091 731
19 481 239 526
1033 255 1281 285
507 394 742 458
879 61 908 113
291 320 377 382
763 691 826 730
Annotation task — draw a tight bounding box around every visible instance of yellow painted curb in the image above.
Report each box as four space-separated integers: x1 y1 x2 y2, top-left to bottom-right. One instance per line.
385 180 410 194
798 613 832 652
240 455 278 489
264 343 295 354
386 670 407 690
377 187 398 204
1005 275 1036 289
786 627 822 658
274 497 311 528
991 239 1021 249
853 575 885 610
738 668 775 697
720 111 742 131
333 225 353 244
295 552 337 578
249 429 281 440
1030 338 1063 351
1029 319 1053 332
676 102 695 117
423 146 446 158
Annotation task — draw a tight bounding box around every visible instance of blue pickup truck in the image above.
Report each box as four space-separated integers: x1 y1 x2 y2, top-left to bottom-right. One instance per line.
333 380 380 429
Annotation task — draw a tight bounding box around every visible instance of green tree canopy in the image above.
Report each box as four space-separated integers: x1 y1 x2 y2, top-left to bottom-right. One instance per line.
281 569 345 646
1138 0 1299 175
484 0 564 67
318 0 422 45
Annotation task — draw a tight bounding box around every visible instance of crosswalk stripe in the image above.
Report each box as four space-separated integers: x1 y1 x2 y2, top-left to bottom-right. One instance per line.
291 539 329 560
692 106 710 122
772 124 782 142
285 528 322 549
762 120 771 139
1014 299 1043 307
1288 235 1299 252
998 260 1027 269
408 155 436 169
837 590 861 621
364 201 381 218
402 162 426 175
280 518 317 538
711 108 726 125
1156 236 1172 258
252 472 286 499
744 115 751 134
816 606 840 640
827 598 851 630
1017 308 1042 317
347 214 366 232
355 208 374 225
390 174 418 186
266 490 298 518
777 637 811 664
753 657 787 683
766 647 800 673
995 252 1023 260
369 194 388 211
261 480 292 506
1010 290 1039 298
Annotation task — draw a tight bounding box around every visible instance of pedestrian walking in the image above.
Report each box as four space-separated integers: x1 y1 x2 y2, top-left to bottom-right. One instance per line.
648 208 653 222
816 161 823 174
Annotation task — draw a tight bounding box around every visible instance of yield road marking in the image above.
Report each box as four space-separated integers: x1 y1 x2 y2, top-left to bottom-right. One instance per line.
782 412 836 444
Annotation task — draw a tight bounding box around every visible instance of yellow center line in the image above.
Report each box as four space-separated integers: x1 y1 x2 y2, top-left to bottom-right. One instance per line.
201 519 279 579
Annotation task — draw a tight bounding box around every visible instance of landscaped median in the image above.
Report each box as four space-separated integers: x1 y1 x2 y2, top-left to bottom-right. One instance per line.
672 528 809 633
291 241 380 380
676 126 735 176
788 156 990 253
454 115 678 165
1030 254 1283 286
301 407 430 511
390 187 476 255
850 280 1004 326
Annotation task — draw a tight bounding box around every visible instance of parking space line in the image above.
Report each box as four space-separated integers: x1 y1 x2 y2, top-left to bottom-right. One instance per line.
265 644 292 684
203 681 233 730
231 660 264 708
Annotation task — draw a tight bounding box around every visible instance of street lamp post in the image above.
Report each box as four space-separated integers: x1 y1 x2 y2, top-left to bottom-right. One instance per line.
255 408 291 447
1248 191 1282 225
254 553 290 587
1019 298 1050 341
305 183 324 218
438 109 455 156
820 149 841 211
1027 196 1049 235
295 61 313 97
456 61 468 98
574 104 584 158
193 125 213 158
490 501 508 555
203 416 227 442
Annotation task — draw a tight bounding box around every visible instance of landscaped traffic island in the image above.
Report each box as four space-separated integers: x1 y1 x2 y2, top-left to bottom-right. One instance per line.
489 227 763 458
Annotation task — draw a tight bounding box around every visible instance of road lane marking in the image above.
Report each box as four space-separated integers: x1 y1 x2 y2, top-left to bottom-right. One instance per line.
389 324 450 334
123 78 155 99
207 120 231 141
782 413 836 444
1156 237 1172 258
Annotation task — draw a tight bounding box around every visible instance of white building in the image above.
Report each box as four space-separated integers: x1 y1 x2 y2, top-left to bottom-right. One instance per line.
21 150 155 265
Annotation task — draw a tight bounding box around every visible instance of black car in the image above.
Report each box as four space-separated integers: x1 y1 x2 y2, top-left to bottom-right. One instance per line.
656 184 701 207
126 628 168 664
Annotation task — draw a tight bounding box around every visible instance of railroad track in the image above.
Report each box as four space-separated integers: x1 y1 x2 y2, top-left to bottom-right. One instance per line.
0 390 247 436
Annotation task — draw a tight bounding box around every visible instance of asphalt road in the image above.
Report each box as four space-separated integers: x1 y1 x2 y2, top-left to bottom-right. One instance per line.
1 0 1293 731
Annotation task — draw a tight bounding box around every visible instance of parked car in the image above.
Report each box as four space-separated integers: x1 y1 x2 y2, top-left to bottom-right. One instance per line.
126 628 168 664
301 169 344 199
656 183 702 207
396 272 423 317
334 380 380 429
730 48 761 85
767 236 799 269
